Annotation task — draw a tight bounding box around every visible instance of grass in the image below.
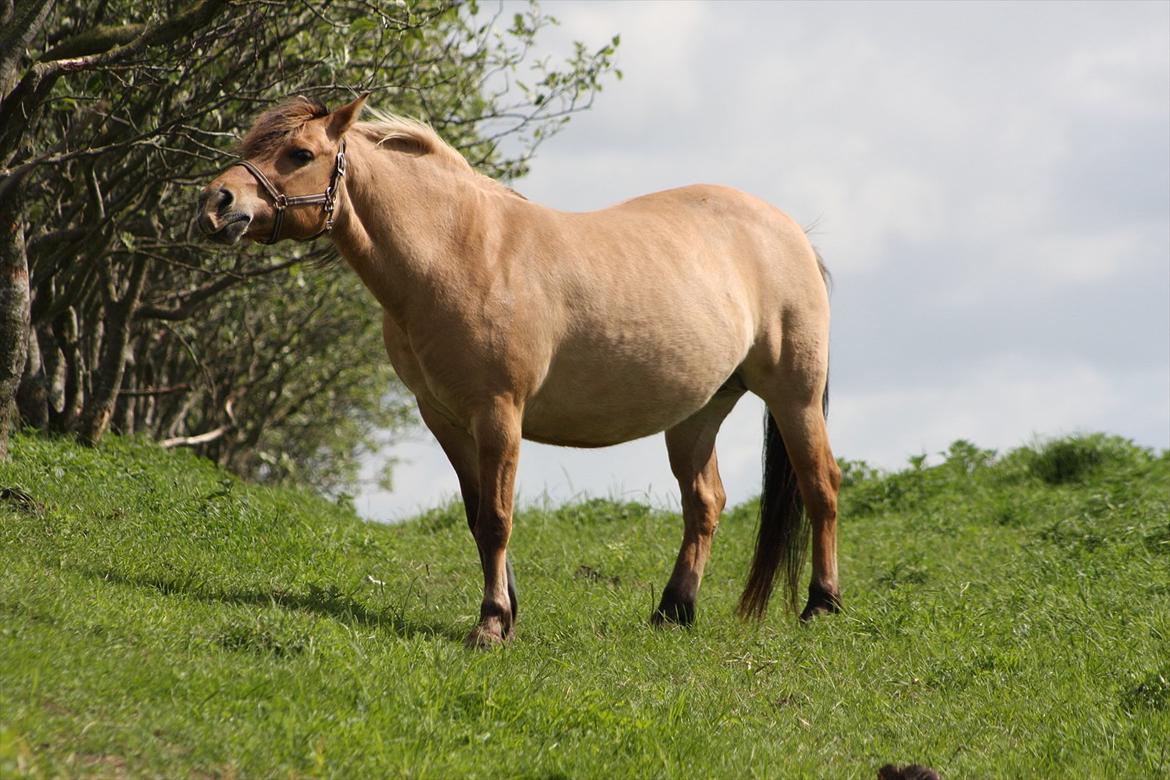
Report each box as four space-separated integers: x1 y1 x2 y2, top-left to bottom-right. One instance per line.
1 432 1168 778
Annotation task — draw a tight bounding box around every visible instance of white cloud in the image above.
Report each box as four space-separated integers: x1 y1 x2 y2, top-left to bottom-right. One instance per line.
1058 30 1170 119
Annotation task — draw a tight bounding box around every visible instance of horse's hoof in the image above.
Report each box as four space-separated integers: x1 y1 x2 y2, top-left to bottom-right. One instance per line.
650 608 694 628
464 624 511 649
651 587 695 627
800 583 842 623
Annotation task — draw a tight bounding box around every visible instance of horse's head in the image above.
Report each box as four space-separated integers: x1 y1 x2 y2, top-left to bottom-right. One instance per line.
196 94 367 245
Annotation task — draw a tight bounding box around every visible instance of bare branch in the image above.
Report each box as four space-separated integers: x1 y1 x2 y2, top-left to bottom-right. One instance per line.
161 424 230 448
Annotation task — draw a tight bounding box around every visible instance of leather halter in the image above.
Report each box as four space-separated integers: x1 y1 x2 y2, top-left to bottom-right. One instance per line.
233 141 347 244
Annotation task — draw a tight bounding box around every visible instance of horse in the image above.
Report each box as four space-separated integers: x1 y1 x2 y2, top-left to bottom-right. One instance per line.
196 95 842 648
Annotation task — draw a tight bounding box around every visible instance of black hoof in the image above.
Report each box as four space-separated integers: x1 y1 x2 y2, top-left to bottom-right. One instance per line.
652 586 695 627
800 582 842 622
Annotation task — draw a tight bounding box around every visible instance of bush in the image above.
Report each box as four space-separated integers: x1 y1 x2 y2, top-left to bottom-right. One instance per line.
1027 434 1149 485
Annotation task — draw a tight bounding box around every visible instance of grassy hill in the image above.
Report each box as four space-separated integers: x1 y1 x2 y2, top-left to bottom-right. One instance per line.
1 433 1167 778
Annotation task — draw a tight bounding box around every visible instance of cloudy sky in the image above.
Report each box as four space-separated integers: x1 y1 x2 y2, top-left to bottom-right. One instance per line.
357 0 1169 521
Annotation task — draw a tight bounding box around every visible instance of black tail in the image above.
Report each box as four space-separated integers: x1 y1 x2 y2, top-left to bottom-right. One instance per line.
737 380 830 620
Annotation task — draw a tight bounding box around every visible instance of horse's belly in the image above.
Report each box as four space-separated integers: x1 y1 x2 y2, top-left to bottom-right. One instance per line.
519 283 754 446
522 387 707 447
522 395 696 447
521 343 744 447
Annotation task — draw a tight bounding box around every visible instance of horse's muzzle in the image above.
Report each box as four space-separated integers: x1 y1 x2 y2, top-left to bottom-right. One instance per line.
196 185 253 244
197 211 252 244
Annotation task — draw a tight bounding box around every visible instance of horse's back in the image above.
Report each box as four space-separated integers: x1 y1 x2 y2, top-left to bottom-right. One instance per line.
562 182 823 315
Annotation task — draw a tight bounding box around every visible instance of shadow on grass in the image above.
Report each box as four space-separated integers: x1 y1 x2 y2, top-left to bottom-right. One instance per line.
80 567 465 642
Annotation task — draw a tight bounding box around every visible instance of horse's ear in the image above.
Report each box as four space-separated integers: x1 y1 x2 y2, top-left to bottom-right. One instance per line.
327 93 369 138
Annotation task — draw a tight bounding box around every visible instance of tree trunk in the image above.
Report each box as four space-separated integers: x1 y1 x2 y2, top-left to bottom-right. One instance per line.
78 255 148 445
48 306 82 433
0 0 53 102
16 325 48 429
0 200 29 458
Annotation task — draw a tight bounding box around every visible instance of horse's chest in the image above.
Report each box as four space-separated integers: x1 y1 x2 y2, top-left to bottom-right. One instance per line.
387 312 544 423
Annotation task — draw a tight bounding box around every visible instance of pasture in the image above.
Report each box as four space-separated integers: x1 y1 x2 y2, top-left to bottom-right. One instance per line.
1 433 1167 777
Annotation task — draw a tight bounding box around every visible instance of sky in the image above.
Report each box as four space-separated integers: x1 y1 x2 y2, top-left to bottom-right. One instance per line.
356 0 1170 521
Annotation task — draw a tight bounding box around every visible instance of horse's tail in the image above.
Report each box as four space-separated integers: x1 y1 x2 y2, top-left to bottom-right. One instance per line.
737 246 830 620
736 408 810 619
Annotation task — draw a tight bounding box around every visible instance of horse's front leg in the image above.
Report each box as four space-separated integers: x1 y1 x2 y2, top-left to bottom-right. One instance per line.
418 400 520 627
464 395 522 649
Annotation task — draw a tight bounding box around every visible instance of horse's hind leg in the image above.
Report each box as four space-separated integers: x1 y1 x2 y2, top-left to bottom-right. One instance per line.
653 389 742 626
750 375 843 620
741 310 843 618
782 401 842 619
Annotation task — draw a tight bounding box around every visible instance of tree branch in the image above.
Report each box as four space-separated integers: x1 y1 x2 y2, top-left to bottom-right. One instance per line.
134 256 303 321
117 383 190 397
160 424 230 449
39 23 146 62
38 0 231 75
0 0 53 99
160 397 234 448
0 0 231 163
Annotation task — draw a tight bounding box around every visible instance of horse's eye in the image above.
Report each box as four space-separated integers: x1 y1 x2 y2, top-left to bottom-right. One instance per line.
290 148 314 164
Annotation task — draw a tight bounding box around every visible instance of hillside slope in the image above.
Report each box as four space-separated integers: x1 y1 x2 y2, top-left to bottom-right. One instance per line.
1 434 1167 778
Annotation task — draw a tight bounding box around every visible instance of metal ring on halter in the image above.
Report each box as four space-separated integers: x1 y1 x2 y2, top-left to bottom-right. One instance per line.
233 140 347 245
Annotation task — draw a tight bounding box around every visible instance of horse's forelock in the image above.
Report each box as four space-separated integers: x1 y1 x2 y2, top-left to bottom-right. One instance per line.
239 96 329 157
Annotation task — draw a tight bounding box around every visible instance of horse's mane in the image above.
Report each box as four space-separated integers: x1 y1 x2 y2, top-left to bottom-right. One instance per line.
358 110 467 169
357 109 526 200
238 96 329 157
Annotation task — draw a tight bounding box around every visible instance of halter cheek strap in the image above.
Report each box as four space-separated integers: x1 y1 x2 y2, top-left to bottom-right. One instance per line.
233 141 347 245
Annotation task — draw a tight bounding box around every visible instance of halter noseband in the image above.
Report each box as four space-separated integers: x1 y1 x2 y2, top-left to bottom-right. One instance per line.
233 140 347 244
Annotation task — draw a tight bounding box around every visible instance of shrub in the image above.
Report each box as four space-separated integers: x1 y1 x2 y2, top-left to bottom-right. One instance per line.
1027 434 1149 485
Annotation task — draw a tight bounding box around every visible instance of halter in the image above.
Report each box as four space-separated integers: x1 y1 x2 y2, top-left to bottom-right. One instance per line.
233 140 347 244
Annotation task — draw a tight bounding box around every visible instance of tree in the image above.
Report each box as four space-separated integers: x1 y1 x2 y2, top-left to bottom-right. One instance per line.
0 0 619 487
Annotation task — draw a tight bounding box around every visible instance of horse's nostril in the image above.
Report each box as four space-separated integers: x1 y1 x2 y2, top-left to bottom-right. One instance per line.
216 187 234 213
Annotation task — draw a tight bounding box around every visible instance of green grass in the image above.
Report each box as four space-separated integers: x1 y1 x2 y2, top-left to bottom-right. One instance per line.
1 433 1168 778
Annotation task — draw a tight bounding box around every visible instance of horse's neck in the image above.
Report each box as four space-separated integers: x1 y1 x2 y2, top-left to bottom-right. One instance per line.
329 137 482 322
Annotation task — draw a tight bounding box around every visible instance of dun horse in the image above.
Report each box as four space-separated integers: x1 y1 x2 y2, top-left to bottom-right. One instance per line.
196 96 842 647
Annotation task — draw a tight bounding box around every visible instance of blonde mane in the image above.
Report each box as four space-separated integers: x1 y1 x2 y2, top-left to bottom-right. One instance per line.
357 109 525 200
